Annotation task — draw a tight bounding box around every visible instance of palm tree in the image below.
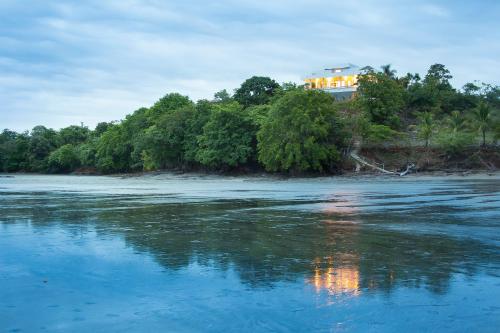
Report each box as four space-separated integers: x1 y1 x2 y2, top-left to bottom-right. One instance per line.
473 102 491 147
417 112 435 148
380 64 397 79
448 110 466 133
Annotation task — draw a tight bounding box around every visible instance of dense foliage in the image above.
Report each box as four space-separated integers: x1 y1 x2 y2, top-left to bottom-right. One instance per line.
257 90 346 173
1 63 499 174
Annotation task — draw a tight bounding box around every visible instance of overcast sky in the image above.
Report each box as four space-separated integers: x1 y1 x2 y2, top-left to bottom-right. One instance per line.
1 0 499 132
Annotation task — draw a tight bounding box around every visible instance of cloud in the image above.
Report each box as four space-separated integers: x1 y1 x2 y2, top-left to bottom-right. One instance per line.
0 0 499 131
420 4 450 18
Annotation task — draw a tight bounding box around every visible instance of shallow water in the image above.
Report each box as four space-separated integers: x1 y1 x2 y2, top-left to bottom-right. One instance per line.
1 174 499 332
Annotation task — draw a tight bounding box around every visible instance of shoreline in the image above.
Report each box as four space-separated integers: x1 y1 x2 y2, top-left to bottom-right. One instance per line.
2 169 499 180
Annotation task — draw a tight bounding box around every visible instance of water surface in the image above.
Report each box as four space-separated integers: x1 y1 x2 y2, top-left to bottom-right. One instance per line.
1 174 500 332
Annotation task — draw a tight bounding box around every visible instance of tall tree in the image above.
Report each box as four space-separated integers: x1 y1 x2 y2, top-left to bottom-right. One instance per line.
425 64 452 86
356 71 405 129
473 102 492 147
234 76 280 107
95 125 131 173
416 112 436 148
257 90 346 173
406 64 457 116
381 64 397 78
0 129 29 172
28 126 59 172
482 84 500 109
182 100 213 164
141 105 197 169
213 89 232 103
94 122 114 137
196 102 256 169
146 93 193 122
48 144 80 173
58 125 90 146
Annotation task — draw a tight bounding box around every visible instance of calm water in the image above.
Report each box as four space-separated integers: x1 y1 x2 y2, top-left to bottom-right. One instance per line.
1 174 500 332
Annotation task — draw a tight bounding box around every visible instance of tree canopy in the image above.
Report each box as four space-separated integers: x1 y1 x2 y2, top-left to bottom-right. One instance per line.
233 76 280 107
357 70 405 129
257 90 346 173
1 65 498 175
196 102 256 169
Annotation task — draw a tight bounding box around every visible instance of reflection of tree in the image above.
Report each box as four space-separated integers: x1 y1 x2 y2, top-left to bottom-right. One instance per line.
2 191 498 295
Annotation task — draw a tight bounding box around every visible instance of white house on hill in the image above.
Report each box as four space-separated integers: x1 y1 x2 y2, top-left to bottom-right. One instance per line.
303 64 362 100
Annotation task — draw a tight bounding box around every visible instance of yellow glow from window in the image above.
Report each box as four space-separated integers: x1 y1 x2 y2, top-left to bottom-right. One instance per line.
304 75 359 89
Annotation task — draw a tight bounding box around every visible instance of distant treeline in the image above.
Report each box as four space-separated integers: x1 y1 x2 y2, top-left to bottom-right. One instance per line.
1 64 499 174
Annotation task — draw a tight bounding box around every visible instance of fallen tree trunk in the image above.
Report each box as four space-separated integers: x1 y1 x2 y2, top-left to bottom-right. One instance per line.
350 152 396 175
350 152 415 176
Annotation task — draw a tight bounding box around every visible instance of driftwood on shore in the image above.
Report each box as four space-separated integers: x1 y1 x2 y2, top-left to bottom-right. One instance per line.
350 152 414 176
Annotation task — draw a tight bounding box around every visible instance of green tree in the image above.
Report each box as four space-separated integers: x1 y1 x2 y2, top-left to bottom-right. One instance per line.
58 125 90 145
436 110 474 156
363 124 402 146
416 112 436 148
146 93 193 122
257 90 345 173
400 72 421 89
213 89 232 103
356 70 405 128
94 122 114 137
405 64 459 117
424 64 452 87
0 130 13 169
28 126 59 172
436 131 475 156
463 82 481 95
246 104 271 128
381 64 397 78
280 82 301 91
76 142 97 168
482 84 500 109
196 102 256 169
234 76 280 107
182 100 213 164
473 102 492 147
48 144 80 173
95 125 131 173
141 105 197 169
0 130 21 172
121 108 151 170
422 64 456 115
447 110 467 133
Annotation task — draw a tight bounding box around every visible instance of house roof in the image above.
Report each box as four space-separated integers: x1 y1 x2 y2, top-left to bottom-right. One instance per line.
303 64 362 79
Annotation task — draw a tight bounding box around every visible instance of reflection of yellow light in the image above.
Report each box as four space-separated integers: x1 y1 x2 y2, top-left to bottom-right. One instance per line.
308 259 361 296
313 267 322 292
320 191 361 215
322 203 358 214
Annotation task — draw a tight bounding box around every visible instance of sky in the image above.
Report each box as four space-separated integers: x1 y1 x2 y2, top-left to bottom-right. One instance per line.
1 0 499 132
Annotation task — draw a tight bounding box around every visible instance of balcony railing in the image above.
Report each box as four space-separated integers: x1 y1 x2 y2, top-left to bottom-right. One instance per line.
306 85 357 93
